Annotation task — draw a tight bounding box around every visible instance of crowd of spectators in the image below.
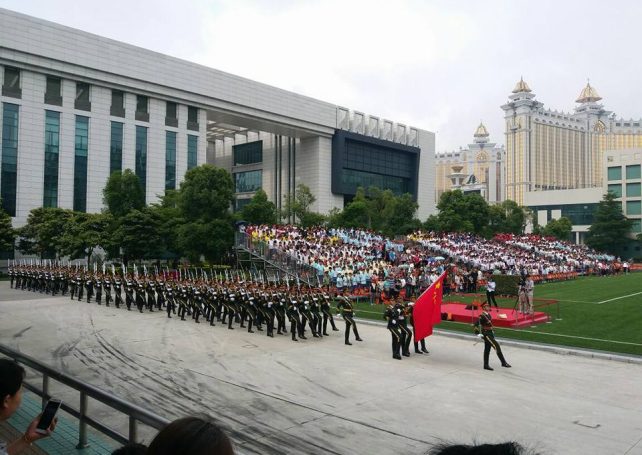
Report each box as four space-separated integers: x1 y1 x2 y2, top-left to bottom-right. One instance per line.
242 225 621 300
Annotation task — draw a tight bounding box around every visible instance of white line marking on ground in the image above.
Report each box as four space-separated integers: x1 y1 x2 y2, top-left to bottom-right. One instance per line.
597 291 642 304
500 329 642 346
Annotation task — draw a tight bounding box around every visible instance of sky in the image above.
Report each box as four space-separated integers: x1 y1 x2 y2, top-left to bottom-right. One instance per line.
2 0 642 153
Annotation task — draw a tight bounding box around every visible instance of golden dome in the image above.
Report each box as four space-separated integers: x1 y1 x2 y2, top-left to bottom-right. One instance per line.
576 82 602 103
512 77 532 93
474 122 489 137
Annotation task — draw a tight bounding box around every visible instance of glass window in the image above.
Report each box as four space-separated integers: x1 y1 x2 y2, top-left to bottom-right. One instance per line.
2 67 21 98
188 106 198 123
45 77 62 105
626 165 641 180
3 67 20 89
43 111 60 208
233 141 263 165
626 182 641 197
73 116 89 212
136 126 148 199
607 184 622 198
626 200 642 216
110 122 123 175
1 103 19 216
607 166 622 181
136 95 148 114
166 102 177 119
187 135 198 170
631 219 642 233
341 169 410 195
111 90 125 117
76 82 90 102
75 82 91 111
165 131 176 190
235 198 252 212
234 170 262 193
187 106 199 131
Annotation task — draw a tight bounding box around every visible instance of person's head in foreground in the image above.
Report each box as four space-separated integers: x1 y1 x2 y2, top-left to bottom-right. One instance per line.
146 415 235 455
1 358 57 454
428 441 539 455
0 358 25 422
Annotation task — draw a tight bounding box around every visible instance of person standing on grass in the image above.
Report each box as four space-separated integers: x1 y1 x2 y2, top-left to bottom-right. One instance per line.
0 359 57 455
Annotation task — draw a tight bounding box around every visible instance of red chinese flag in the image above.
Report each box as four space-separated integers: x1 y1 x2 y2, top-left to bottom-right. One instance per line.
413 271 446 342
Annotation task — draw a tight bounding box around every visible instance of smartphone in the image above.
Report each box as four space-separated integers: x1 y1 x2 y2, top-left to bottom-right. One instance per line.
36 399 62 434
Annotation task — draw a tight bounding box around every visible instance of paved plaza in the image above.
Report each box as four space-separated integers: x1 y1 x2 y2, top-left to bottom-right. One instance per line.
1 285 641 455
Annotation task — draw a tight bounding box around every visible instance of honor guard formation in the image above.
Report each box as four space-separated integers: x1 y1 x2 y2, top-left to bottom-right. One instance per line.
6 265 368 346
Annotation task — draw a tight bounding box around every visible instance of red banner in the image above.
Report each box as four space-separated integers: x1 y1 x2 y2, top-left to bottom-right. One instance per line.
413 271 445 342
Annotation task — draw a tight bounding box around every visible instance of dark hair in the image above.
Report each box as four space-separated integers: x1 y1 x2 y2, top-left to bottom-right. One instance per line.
0 359 25 399
428 441 535 455
112 443 147 455
146 416 234 455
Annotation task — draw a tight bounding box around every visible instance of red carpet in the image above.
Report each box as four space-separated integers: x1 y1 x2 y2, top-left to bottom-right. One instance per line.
441 302 550 328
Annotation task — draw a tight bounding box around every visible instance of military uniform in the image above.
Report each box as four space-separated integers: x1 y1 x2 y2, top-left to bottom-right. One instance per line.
474 303 511 371
336 294 362 345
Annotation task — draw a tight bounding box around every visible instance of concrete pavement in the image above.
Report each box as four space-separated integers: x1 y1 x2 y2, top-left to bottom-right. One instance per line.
1 286 641 455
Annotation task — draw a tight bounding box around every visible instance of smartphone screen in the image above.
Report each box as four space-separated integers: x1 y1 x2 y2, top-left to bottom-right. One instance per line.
36 399 62 433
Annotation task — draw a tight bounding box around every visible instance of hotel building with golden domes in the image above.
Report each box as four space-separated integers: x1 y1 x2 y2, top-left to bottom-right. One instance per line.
502 78 642 205
434 122 505 204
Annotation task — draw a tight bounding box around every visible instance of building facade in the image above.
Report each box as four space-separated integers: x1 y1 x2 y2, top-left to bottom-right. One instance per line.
502 78 642 205
434 123 504 204
605 148 642 236
0 8 435 245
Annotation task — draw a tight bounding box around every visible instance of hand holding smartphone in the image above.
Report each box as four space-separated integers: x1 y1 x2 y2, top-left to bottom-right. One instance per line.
36 399 62 434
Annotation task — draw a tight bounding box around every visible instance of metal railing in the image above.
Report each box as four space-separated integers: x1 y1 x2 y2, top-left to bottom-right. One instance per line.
235 232 319 286
0 343 169 448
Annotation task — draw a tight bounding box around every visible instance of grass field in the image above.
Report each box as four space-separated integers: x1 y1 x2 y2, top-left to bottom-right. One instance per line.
350 273 642 357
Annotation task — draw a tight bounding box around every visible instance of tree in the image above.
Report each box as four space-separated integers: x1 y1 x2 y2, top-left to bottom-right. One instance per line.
178 219 234 264
380 192 419 236
499 200 528 234
282 184 322 225
487 200 528 236
112 209 162 262
147 190 183 260
18 207 72 258
103 169 145 218
423 214 442 232
59 212 113 263
178 165 234 222
240 189 277 225
436 190 489 234
586 192 634 253
0 203 15 253
542 217 573 241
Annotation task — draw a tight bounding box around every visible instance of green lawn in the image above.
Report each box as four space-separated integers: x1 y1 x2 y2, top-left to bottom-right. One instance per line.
349 273 642 357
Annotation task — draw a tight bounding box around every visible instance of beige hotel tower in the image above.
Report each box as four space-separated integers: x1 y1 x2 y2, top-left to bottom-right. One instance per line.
502 78 642 205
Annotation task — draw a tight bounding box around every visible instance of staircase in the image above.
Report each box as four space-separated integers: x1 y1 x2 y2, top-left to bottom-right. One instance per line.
234 232 318 287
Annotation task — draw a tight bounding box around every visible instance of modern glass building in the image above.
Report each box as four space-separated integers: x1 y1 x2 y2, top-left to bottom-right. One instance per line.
0 7 435 249
605 149 642 237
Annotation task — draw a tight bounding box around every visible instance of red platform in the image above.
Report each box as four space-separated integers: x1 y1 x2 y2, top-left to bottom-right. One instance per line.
441 302 549 328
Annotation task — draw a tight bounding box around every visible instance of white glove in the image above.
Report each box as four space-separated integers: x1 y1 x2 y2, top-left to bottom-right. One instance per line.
477 334 483 339
392 320 397 325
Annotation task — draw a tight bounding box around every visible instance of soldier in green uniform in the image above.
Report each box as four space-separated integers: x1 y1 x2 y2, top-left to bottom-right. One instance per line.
336 292 363 345
474 302 511 371
384 303 402 360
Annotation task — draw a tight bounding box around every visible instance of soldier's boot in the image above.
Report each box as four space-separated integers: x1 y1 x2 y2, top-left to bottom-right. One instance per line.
393 340 401 360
